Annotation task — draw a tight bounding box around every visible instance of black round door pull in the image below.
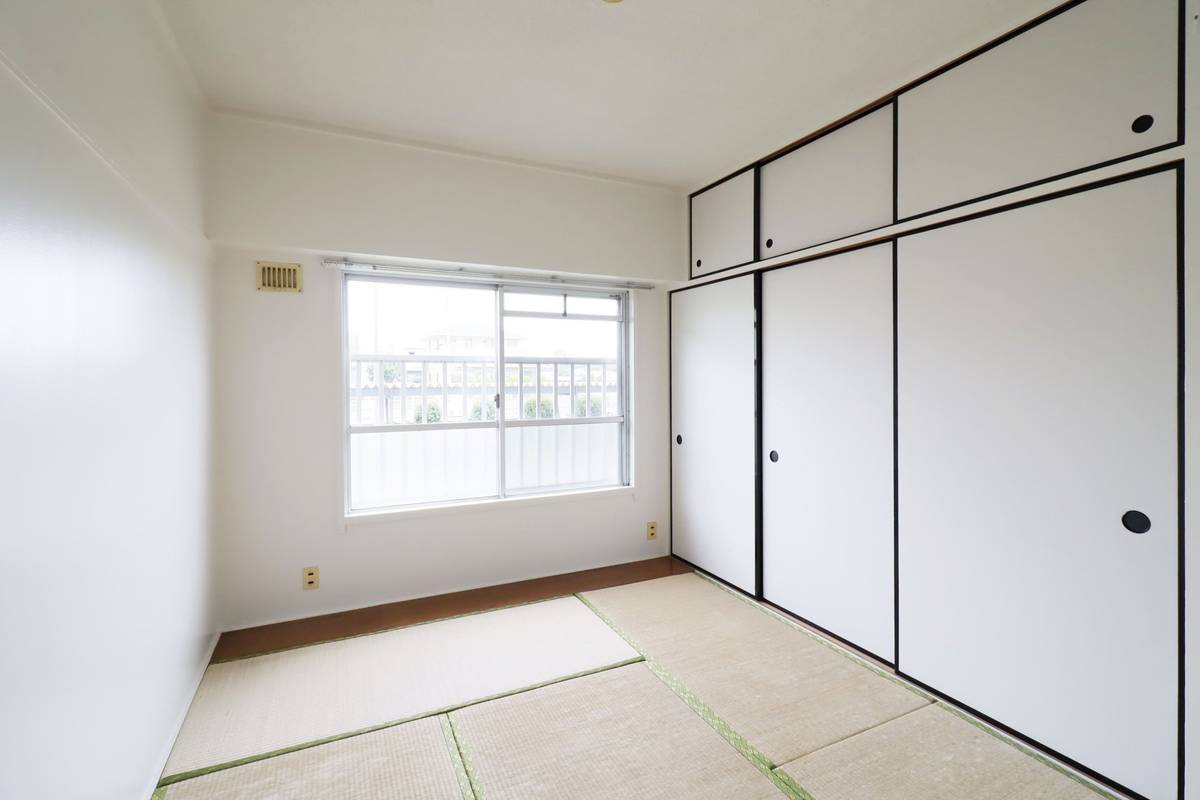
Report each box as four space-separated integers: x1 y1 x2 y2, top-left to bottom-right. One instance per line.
695 259 702 268
1131 114 1154 133
765 238 774 249
675 434 683 445
769 450 779 462
1122 510 1151 534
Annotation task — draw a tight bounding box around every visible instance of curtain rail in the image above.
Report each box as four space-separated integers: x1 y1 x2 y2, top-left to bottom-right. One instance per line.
323 258 655 291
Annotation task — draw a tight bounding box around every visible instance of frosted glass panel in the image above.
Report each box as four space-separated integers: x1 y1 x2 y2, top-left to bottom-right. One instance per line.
350 428 497 510
504 423 621 494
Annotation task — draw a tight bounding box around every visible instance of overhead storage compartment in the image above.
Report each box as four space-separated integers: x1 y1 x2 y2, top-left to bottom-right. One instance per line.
759 105 893 258
689 170 755 278
897 0 1178 219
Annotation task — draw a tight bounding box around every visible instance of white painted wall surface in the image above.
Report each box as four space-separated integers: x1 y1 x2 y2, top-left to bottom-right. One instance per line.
0 3 214 799
205 107 680 630
211 246 671 630
0 0 205 233
205 111 685 282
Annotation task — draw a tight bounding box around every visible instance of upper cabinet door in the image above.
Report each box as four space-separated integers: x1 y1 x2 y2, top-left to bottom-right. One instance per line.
759 105 894 258
690 170 755 278
897 0 1178 220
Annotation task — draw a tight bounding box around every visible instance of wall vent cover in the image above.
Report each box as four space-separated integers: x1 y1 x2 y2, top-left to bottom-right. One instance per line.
256 261 303 292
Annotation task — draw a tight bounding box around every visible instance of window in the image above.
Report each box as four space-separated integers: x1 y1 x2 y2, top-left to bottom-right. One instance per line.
345 276 629 512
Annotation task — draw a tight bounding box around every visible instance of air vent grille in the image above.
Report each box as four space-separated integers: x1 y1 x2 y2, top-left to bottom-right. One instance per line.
256 261 303 292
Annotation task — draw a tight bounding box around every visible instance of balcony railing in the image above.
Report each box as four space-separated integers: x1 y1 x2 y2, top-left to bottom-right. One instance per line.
348 354 621 433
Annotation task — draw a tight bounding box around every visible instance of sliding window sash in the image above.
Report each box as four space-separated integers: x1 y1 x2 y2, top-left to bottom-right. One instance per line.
344 275 630 512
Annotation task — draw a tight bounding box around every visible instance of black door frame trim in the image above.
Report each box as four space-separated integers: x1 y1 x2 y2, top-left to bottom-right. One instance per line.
671 160 1184 800
1175 162 1186 800
892 239 899 667
685 0 1185 281
753 272 764 599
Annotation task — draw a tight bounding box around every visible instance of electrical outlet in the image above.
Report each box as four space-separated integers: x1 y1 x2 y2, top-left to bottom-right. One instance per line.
303 566 320 590
646 521 658 541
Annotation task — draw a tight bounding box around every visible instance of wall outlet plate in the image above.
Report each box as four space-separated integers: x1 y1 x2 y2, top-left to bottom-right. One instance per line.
303 566 320 590
646 521 657 540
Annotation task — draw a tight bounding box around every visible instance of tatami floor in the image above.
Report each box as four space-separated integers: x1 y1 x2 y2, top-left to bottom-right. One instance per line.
155 572 1114 800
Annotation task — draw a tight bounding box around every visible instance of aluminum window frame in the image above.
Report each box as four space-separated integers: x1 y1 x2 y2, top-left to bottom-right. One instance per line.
343 273 630 515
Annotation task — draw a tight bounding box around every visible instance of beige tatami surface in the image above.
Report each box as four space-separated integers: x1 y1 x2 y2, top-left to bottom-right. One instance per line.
164 596 636 778
157 573 1111 799
159 716 469 800
582 573 929 765
776 704 1105 800
452 663 781 800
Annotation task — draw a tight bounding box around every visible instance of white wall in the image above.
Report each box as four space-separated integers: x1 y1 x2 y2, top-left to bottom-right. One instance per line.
212 247 670 629
206 111 684 281
206 114 680 630
0 3 214 799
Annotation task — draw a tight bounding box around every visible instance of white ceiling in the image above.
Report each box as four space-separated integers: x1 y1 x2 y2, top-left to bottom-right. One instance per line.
160 0 1059 190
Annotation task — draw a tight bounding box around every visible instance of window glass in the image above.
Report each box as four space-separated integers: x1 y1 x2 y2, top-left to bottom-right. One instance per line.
346 278 626 512
503 317 619 359
504 292 563 314
566 295 620 317
350 429 498 508
504 423 621 495
347 280 495 357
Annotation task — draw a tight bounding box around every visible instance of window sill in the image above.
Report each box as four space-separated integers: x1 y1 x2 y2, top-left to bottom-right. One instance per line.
344 485 637 527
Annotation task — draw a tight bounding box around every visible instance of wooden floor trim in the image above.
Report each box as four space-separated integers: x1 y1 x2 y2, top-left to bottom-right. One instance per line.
211 556 692 662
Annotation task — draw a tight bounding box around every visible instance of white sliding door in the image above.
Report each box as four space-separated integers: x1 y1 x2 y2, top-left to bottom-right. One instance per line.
897 0 1178 219
671 275 756 593
762 243 894 661
690 171 755 277
759 105 894 257
898 170 1178 799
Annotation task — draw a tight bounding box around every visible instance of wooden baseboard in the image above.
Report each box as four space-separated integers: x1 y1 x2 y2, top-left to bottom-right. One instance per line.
212 556 691 662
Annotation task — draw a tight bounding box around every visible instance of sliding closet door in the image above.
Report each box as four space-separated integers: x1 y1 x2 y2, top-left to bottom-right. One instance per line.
762 244 894 661
671 276 756 593
898 170 1178 799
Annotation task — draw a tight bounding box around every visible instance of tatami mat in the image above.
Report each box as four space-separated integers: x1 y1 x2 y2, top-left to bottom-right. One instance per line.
449 662 785 800
580 573 930 766
158 716 471 800
164 596 638 779
775 704 1108 800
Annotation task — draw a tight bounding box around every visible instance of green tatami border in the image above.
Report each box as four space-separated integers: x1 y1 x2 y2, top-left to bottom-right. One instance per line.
441 714 479 800
574 592 805 800
445 713 485 800
637 573 1115 800
156 654 643 788
688 571 935 703
934 702 1118 800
